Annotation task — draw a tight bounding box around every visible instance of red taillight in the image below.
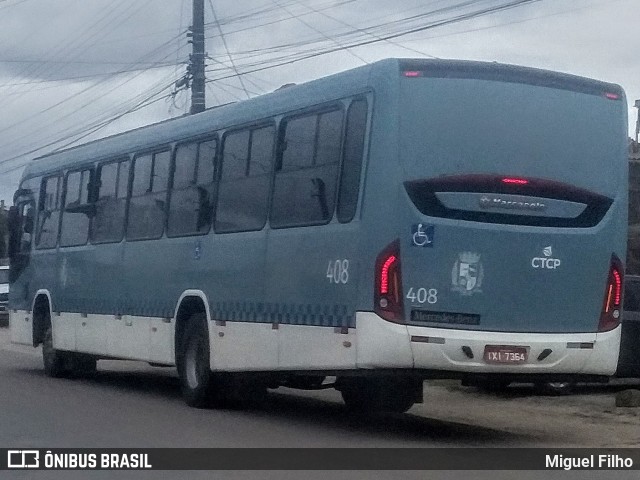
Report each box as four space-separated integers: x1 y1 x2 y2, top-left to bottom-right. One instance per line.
599 254 624 332
604 92 620 100
374 239 404 323
501 177 528 185
380 255 397 294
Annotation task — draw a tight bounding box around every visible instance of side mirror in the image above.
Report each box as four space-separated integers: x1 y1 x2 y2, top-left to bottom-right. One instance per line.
23 215 34 234
7 206 19 259
12 188 30 203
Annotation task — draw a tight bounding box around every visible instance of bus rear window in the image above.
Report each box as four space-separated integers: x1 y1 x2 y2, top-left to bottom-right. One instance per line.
399 76 626 198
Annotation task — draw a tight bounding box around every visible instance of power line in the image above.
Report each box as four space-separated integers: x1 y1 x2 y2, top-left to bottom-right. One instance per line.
0 40 184 139
0 0 547 179
0 77 177 175
270 0 369 65
0 44 185 166
0 0 134 109
404 0 626 43
202 0 542 82
0 62 185 89
207 0 250 100
285 0 438 59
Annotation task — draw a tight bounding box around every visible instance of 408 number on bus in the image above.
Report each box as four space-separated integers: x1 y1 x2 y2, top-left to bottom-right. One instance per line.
406 287 438 304
327 259 349 284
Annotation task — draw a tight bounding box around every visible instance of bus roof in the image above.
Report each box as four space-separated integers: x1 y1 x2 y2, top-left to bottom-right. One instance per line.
20 58 623 181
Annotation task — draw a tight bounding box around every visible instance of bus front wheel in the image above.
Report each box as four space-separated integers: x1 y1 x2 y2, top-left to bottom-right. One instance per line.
42 324 72 378
43 325 97 378
178 313 217 408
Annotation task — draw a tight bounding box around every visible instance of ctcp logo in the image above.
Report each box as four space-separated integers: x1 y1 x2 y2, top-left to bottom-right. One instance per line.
531 246 561 269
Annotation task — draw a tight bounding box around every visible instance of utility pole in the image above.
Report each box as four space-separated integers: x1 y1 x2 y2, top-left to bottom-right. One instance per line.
189 0 206 114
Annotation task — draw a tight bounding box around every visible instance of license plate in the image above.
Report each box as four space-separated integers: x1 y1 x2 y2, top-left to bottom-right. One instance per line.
483 345 528 364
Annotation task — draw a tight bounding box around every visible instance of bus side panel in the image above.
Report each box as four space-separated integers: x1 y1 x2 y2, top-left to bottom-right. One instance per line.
355 70 402 315
59 245 103 354
265 222 360 370
206 231 278 371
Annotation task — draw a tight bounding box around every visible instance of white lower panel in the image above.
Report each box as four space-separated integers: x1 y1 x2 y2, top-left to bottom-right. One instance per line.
76 313 107 355
356 312 621 376
52 312 76 352
67 312 173 363
211 321 278 371
10 310 33 346
10 309 173 363
106 315 150 361
583 328 621 375
278 324 356 370
149 318 174 365
355 313 413 369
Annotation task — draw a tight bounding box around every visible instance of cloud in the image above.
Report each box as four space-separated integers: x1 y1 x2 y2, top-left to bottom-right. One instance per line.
0 0 638 201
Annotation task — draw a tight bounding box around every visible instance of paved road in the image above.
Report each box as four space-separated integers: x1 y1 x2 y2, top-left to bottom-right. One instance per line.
0 328 637 480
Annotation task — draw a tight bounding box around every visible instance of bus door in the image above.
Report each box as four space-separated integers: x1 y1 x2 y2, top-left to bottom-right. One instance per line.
8 189 36 344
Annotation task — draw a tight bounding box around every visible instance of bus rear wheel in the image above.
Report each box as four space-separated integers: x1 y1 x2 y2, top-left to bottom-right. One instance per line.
72 354 97 376
339 377 419 414
178 313 217 408
42 324 72 378
535 381 575 396
43 324 97 378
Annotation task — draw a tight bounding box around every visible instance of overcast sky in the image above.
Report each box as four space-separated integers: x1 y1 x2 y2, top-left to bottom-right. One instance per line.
0 0 638 203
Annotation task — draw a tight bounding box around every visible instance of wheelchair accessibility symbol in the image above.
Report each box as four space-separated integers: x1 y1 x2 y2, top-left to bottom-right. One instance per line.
411 223 435 247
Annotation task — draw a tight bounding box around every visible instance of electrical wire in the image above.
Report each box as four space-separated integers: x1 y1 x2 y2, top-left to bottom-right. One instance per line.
207 0 250 99
0 0 547 179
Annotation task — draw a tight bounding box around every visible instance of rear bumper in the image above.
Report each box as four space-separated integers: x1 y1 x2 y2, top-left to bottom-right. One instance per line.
356 312 620 376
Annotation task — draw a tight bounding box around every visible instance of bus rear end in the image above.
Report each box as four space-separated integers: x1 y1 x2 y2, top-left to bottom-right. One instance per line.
357 60 628 384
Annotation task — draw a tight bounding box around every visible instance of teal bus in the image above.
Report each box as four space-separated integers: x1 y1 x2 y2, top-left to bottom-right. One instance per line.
7 59 628 412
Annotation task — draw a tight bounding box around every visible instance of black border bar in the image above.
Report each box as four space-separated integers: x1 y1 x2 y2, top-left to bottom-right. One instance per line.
1 448 639 470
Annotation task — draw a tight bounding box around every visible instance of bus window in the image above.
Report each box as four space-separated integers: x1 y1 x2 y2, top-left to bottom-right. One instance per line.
215 126 273 233
337 98 368 223
60 168 93 247
91 160 129 243
127 150 170 240
168 139 217 236
36 175 61 249
271 109 343 228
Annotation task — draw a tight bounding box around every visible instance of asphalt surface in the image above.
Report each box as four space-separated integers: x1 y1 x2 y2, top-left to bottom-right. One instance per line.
0 328 638 480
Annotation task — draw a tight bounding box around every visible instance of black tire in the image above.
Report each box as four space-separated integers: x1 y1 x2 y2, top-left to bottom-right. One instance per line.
42 323 71 378
71 353 97 376
340 377 418 414
535 381 575 396
225 377 269 410
177 313 217 408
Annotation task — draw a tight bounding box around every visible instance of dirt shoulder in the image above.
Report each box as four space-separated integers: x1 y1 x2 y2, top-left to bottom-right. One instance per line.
413 380 640 447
